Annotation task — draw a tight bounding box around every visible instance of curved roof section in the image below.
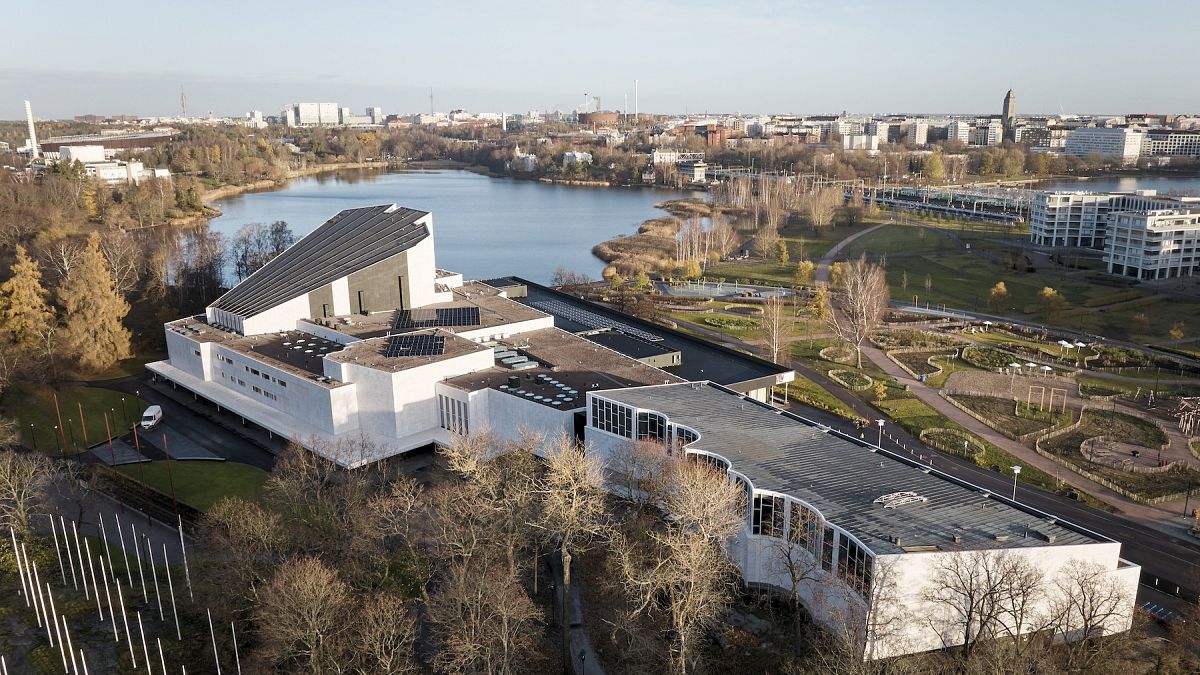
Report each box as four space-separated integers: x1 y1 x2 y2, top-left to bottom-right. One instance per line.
210 204 429 319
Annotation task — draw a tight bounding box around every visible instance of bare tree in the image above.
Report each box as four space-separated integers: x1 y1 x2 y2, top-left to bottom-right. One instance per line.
100 230 143 297
921 550 1045 661
761 294 789 364
356 594 420 675
254 556 351 672
804 186 842 230
825 254 889 368
1048 559 1134 672
612 458 744 675
42 239 85 286
609 438 675 509
536 435 609 664
811 559 917 673
428 559 546 675
0 449 56 537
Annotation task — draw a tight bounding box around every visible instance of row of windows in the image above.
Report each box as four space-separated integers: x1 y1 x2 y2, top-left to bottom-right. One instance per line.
838 536 874 598
437 394 469 436
636 412 666 442
592 398 633 438
752 494 785 538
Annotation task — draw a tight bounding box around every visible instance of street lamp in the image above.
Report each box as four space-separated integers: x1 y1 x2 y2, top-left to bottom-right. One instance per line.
876 419 885 447
53 425 62 457
1011 465 1022 501
28 424 36 450
66 418 77 450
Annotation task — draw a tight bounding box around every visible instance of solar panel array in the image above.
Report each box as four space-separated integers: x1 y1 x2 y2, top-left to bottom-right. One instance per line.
393 307 481 330
529 299 663 342
384 334 446 358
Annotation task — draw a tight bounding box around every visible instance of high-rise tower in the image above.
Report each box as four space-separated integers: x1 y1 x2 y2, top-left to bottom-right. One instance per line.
1002 89 1017 142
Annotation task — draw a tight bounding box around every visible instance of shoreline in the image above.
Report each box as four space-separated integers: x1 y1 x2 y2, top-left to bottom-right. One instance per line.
200 161 391 206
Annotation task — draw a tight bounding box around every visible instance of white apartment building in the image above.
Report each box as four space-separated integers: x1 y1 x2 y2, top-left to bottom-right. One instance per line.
973 120 1004 146
1105 207 1200 279
1064 127 1145 165
1029 190 1191 249
1143 130 1200 158
841 134 880 154
946 120 971 144
585 382 1140 660
900 121 928 146
283 102 340 127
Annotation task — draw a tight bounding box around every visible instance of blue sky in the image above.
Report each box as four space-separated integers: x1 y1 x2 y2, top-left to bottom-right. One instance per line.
4 0 1198 119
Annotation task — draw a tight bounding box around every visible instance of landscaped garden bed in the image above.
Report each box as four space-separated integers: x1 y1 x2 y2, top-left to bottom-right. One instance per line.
947 394 1068 438
891 350 955 377
702 315 759 330
828 369 873 391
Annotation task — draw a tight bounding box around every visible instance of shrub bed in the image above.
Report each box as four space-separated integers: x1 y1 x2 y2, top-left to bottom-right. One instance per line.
703 315 759 330
961 346 1014 371
828 369 872 391
818 345 856 364
871 330 960 351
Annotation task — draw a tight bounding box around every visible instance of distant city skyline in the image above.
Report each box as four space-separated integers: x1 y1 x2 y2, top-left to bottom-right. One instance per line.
4 0 1199 120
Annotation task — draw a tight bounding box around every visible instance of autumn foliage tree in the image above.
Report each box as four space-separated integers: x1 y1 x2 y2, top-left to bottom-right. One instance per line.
57 232 131 372
0 245 55 352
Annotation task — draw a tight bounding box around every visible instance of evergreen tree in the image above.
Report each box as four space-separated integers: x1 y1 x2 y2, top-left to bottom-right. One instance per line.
0 245 55 350
58 233 131 372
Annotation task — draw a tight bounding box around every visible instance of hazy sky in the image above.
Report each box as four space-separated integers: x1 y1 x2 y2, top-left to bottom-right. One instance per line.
4 0 1198 120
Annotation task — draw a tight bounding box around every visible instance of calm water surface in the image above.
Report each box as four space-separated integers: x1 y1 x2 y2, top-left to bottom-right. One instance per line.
1038 174 1200 195
209 170 694 284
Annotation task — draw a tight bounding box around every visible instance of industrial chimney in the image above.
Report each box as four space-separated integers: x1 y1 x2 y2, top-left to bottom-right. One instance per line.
24 100 40 158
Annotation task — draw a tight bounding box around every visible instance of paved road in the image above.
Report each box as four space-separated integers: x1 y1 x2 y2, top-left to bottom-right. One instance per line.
814 221 891 284
91 376 283 471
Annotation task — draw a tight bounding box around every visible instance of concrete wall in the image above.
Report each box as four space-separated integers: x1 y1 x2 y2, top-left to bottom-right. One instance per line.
240 294 311 336
341 349 494 440
466 387 575 454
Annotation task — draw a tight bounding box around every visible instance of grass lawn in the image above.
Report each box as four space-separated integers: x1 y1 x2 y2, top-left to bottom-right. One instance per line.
924 355 981 389
115 460 269 512
3 383 148 454
66 354 164 382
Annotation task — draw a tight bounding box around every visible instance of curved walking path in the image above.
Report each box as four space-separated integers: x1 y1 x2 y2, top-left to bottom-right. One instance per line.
814 221 891 284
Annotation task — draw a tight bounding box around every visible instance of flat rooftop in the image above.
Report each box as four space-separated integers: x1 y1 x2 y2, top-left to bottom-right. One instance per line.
326 329 488 372
166 319 348 387
485 278 791 390
324 282 549 339
442 327 683 403
598 383 1102 555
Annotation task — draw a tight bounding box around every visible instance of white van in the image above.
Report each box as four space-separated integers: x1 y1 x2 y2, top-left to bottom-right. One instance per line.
139 405 163 430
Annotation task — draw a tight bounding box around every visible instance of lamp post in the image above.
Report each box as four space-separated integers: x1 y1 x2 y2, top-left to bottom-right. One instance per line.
876 419 885 447
67 418 77 451
1011 465 1022 501
29 424 37 450
53 425 62 458
121 397 128 426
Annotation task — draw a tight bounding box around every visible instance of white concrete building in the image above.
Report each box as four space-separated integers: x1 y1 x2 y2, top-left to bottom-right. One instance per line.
1064 127 1145 165
973 120 1004 146
1105 206 1200 279
1143 130 1200 158
284 102 340 127
148 204 711 465
841 134 880 154
56 145 170 185
946 120 971 144
677 159 707 182
900 121 928 146
584 382 1140 660
1029 190 1196 249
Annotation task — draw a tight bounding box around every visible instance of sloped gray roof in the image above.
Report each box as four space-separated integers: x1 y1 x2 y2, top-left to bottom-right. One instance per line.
210 204 429 319
596 383 1101 555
